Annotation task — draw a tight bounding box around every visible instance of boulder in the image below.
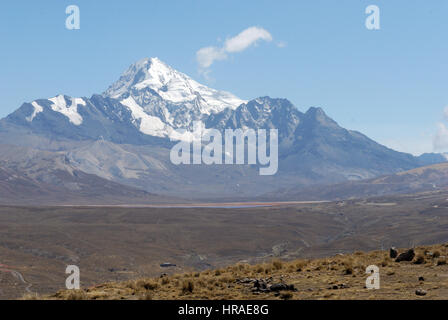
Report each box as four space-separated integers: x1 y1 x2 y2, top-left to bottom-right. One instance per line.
395 249 415 262
390 247 398 259
269 283 295 292
415 289 427 296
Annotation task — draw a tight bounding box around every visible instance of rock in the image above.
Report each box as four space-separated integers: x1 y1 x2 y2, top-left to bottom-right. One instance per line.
413 255 425 264
254 279 268 290
330 283 349 290
269 283 296 292
390 247 398 259
395 249 415 262
238 278 253 284
418 276 425 281
415 289 427 296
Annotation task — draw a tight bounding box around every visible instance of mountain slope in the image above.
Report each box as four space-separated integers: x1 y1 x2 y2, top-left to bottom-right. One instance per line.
265 162 448 201
0 144 176 205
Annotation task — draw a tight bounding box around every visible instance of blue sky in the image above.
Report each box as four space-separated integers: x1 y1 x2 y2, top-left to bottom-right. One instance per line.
0 0 447 155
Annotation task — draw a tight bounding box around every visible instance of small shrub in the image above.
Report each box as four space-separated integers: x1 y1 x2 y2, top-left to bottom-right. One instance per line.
136 280 158 291
66 290 88 300
381 257 391 267
343 262 353 275
280 292 293 300
433 251 441 258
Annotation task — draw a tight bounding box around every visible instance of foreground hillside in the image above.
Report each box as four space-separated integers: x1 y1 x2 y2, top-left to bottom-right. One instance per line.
33 243 448 300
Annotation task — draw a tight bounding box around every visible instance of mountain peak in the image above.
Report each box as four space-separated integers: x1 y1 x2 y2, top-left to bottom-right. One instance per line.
103 57 245 113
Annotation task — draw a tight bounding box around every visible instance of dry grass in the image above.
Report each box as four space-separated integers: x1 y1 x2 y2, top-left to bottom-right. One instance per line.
31 243 448 300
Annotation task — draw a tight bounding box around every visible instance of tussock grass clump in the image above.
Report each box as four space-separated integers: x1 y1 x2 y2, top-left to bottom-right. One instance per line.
381 257 391 267
128 279 159 291
295 260 308 271
280 292 293 300
65 290 88 300
182 280 194 294
272 259 283 270
342 261 354 275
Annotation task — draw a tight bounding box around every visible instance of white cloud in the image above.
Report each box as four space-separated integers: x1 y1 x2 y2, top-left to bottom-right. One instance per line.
434 122 448 151
432 106 448 151
196 46 227 69
223 26 272 53
196 26 273 76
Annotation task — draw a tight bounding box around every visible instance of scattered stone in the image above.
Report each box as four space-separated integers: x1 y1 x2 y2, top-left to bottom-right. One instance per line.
254 279 268 291
415 289 427 296
249 279 296 293
330 283 349 290
390 247 398 259
269 283 296 292
395 249 415 262
237 278 253 284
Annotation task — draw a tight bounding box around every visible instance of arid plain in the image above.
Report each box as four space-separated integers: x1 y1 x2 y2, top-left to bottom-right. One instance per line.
1 190 448 299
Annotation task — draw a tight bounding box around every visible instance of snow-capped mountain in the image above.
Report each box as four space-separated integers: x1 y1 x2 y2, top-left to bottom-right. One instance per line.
0 57 445 200
103 57 246 137
7 57 246 142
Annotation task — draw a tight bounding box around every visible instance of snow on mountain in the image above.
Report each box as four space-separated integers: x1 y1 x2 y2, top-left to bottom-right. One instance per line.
104 57 245 112
120 96 169 137
48 95 86 125
16 57 247 141
103 57 246 138
26 101 44 122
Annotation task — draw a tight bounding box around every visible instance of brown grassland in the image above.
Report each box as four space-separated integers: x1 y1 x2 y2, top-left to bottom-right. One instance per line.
27 243 448 300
